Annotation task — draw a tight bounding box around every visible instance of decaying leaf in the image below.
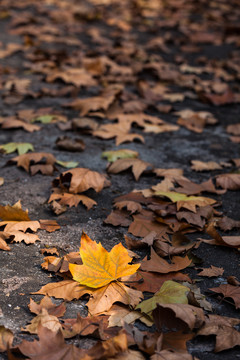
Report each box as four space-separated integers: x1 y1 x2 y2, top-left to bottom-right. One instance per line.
209 284 240 309
53 168 110 194
0 200 30 221
49 192 97 211
198 265 224 277
0 326 13 352
216 173 240 190
141 248 192 273
191 160 222 171
107 158 152 181
8 152 56 175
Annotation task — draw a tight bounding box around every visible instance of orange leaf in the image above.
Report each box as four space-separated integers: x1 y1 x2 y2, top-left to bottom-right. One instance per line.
69 232 140 288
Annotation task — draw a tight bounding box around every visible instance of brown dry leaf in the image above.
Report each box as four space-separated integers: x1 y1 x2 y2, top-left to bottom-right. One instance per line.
122 271 191 293
14 324 86 360
93 122 144 146
48 192 97 210
106 304 152 328
56 136 85 152
32 280 86 301
28 297 66 317
143 123 179 134
162 331 194 352
198 265 224 277
154 168 184 181
114 201 142 214
197 314 240 352
0 200 30 221
128 211 170 239
191 160 222 171
176 110 217 133
107 158 152 181
151 349 199 360
201 223 240 248
1 118 40 132
86 283 143 315
8 152 56 173
0 232 12 251
104 210 131 227
0 326 13 352
175 178 224 195
153 303 205 331
3 220 40 233
0 178 4 186
65 85 122 115
40 247 59 256
200 89 235 106
141 248 192 274
216 173 240 190
226 123 240 136
39 220 60 233
53 168 110 194
209 284 240 309
10 230 40 244
47 68 97 87
22 308 62 334
72 117 99 131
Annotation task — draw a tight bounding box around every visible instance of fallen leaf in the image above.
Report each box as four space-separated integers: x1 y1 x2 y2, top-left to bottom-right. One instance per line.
141 248 192 273
0 142 34 155
226 123 240 136
93 122 144 146
128 211 169 239
107 304 152 328
1 118 40 132
8 152 56 173
69 232 140 288
102 149 139 162
114 201 142 214
14 325 86 359
39 220 60 232
0 326 13 352
49 192 97 210
153 191 216 212
22 308 62 334
28 297 66 317
10 230 40 244
33 280 86 301
104 210 131 227
209 284 240 309
136 281 189 316
191 160 222 171
216 173 240 190
122 271 191 293
55 160 79 168
53 168 110 194
151 349 199 360
153 303 205 331
56 136 85 152
107 158 152 181
0 178 3 186
0 232 12 251
0 200 30 221
197 314 240 352
198 265 224 277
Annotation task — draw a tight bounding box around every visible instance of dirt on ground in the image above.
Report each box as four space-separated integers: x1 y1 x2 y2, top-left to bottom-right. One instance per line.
0 0 240 359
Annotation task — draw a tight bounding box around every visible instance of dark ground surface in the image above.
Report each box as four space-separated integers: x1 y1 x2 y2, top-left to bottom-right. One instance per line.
0 0 240 359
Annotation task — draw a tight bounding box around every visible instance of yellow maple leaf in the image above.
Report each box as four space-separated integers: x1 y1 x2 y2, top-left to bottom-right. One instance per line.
69 232 140 288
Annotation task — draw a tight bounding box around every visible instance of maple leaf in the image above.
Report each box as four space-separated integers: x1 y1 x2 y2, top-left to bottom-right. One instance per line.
49 192 97 210
153 303 205 331
8 152 56 174
216 173 240 190
93 122 144 146
140 248 192 273
153 191 216 212
53 168 110 194
28 297 66 317
0 200 30 221
22 308 62 335
13 325 86 360
198 265 224 277
0 232 12 251
0 142 34 155
1 118 40 132
46 68 97 87
56 136 85 152
102 149 139 162
136 281 190 316
69 232 140 288
0 326 13 352
191 160 223 171
107 158 152 181
209 284 240 309
197 314 240 352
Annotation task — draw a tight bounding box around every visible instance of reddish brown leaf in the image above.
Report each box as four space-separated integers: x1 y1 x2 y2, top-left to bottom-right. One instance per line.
209 284 240 309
